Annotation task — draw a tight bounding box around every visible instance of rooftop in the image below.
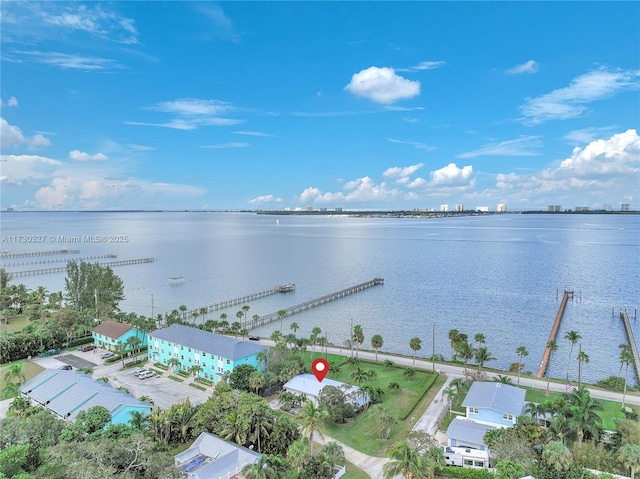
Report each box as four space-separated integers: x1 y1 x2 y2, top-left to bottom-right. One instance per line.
92 320 133 340
150 324 267 361
446 417 496 447
462 381 526 417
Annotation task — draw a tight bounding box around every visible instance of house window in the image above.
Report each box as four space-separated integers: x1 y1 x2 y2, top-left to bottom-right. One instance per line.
202 363 206 368
464 460 473 466
188 357 191 362
226 359 230 365
469 407 479 414
474 461 484 467
174 353 178 358
204 373 209 379
161 349 164 354
181 355 184 360
502 413 514 421
188 348 191 352
218 367 223 373
202 352 206 358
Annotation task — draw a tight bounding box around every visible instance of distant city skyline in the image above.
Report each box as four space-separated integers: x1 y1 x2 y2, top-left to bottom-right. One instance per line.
1 2 639 211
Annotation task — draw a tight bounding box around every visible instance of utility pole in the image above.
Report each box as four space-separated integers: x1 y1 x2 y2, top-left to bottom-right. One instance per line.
350 318 354 358
151 294 154 319
95 289 98 321
432 324 435 372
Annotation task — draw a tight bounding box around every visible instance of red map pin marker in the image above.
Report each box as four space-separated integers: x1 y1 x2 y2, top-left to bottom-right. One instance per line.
312 358 329 382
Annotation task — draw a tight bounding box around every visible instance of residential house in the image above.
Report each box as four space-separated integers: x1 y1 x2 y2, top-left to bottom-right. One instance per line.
446 381 526 453
92 320 148 352
283 373 369 408
20 369 152 424
147 324 268 382
175 432 261 479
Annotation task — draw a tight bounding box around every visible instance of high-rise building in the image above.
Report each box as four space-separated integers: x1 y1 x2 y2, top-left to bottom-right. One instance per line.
621 203 630 211
603 203 612 212
440 204 449 212
455 204 464 212
497 203 507 212
548 205 562 212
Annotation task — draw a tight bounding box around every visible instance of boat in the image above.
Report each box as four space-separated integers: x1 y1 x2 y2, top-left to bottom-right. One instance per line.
169 277 185 285
278 282 295 293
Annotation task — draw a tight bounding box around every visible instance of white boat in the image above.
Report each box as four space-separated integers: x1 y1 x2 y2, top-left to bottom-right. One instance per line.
169 277 185 284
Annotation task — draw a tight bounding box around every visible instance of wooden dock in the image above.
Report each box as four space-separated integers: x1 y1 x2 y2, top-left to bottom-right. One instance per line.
182 283 296 318
620 308 640 383
0 248 80 259
537 290 573 378
7 257 155 277
246 278 384 329
1 253 117 268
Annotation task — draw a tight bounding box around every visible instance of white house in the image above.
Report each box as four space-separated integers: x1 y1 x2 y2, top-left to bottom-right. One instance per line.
282 374 369 408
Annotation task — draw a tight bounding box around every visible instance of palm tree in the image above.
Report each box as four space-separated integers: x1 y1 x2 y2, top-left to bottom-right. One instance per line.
409 337 421 366
310 326 321 355
286 440 309 475
126 335 141 359
576 348 589 388
619 348 633 409
242 455 286 479
277 310 286 332
128 410 149 431
249 371 266 395
515 345 528 386
546 339 558 396
458 341 475 375
3 362 26 386
300 400 328 455
383 359 394 370
178 305 187 321
115 341 127 367
242 305 250 326
475 347 495 374
219 313 228 332
321 441 346 467
353 324 364 358
474 333 486 347
221 411 248 446
371 334 383 361
199 307 208 323
443 386 457 414
351 367 368 386
524 402 547 424
565 387 603 444
403 367 417 382
383 441 434 479
618 444 640 479
448 329 460 360
189 364 203 381
388 382 401 394
167 357 181 373
542 440 573 472
564 330 581 380
493 375 513 385
290 322 299 337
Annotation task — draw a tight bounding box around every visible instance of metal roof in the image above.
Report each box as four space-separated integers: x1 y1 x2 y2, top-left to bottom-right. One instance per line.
445 417 496 447
20 369 151 422
92 320 133 340
149 324 267 361
461 381 526 417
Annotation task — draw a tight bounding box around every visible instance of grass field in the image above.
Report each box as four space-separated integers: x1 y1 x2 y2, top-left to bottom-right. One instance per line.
0 360 45 398
0 315 29 334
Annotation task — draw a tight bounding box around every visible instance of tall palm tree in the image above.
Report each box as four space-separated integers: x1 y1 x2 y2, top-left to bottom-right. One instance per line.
249 371 266 395
458 341 476 375
619 348 633 409
443 386 457 414
564 330 581 380
351 367 368 386
199 307 208 323
167 357 181 373
515 345 528 386
277 310 286 332
242 455 286 479
189 364 203 381
475 347 495 374
286 440 309 475
576 347 589 388
290 322 299 338
542 440 573 472
178 304 187 321
546 339 558 396
310 326 322 355
409 337 422 366
353 324 364 358
382 441 434 479
242 305 250 327
221 411 248 446
474 333 486 347
3 362 26 386
128 410 149 431
371 334 384 361
448 329 460 360
300 400 328 455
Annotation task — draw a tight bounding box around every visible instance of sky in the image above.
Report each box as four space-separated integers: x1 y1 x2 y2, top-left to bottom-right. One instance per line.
1 1 639 212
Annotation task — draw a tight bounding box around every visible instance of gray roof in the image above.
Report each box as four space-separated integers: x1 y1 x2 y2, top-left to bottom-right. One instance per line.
20 369 151 421
462 381 526 417
150 324 267 361
446 417 496 447
283 373 369 407
175 432 261 479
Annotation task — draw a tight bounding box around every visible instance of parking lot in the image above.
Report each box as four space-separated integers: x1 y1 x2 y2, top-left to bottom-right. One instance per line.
30 349 211 410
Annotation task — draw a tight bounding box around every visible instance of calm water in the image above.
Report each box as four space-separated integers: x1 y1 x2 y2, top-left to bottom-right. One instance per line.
2 212 639 384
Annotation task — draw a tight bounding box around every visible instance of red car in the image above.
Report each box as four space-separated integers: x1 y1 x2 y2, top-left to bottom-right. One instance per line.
81 345 97 352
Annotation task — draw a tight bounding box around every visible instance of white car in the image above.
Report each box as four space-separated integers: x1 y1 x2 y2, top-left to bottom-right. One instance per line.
139 371 156 380
133 368 148 377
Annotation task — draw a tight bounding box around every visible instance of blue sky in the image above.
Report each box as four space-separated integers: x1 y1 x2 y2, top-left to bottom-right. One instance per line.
1 1 639 211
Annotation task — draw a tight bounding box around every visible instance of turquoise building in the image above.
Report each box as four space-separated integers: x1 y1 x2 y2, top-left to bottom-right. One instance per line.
92 320 148 352
148 324 268 382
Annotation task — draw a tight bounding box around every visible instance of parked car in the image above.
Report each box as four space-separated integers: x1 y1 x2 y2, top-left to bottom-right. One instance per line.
100 352 115 359
139 371 156 380
249 336 260 341
81 345 96 352
58 365 72 370
133 368 148 377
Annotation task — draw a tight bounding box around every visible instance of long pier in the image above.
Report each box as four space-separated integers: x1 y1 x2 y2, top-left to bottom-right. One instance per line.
7 258 155 277
1 253 117 268
537 290 573 377
0 249 80 259
181 284 296 318
246 278 384 329
620 308 640 383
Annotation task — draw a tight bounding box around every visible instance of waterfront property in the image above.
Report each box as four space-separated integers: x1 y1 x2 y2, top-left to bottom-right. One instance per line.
175 432 261 479
20 369 152 424
92 320 148 352
446 381 526 452
283 373 370 408
147 324 268 382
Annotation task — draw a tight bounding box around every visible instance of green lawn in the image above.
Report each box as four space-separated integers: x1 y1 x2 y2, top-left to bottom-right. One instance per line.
0 315 29 333
523 386 639 431
0 360 45 398
343 461 370 479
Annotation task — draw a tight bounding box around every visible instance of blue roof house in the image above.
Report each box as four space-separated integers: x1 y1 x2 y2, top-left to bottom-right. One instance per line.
20 369 152 425
446 381 526 452
148 324 268 382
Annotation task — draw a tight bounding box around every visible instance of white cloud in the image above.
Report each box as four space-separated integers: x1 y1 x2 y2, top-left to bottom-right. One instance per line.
506 60 539 74
457 136 542 158
430 163 474 187
248 195 283 204
128 98 242 130
520 67 640 124
298 177 401 205
2 96 19 107
386 138 435 152
407 177 428 189
0 118 51 150
234 131 278 137
345 66 421 104
35 177 73 208
561 126 617 145
397 61 446 72
126 144 155 151
69 150 108 162
383 163 424 179
14 50 123 70
0 154 61 186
